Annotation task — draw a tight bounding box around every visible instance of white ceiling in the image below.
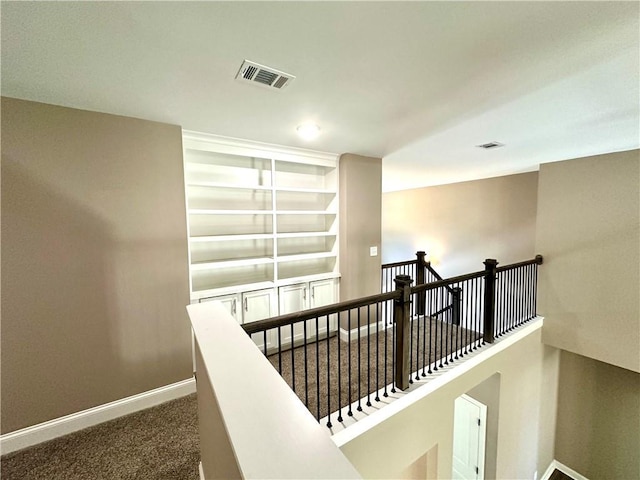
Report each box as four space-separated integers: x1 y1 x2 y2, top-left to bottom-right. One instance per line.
2 2 639 191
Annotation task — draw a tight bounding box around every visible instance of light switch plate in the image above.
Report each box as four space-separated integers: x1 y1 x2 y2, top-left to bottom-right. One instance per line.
370 246 378 256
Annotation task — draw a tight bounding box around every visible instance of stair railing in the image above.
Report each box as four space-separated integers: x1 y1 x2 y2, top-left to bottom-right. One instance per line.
242 254 543 427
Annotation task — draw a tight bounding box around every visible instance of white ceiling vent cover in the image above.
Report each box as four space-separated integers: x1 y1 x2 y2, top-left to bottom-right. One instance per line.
235 60 295 90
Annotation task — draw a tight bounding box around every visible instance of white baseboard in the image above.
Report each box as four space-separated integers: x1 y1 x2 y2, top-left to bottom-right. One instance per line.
541 460 589 480
339 320 386 342
0 377 196 455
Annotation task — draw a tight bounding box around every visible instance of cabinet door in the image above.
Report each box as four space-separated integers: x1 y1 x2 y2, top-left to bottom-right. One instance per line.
200 293 241 323
242 289 276 352
310 279 338 335
278 283 315 347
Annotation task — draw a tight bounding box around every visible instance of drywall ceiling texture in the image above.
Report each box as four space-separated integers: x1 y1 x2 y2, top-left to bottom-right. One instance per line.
1 98 192 433
339 153 382 303
382 172 538 278
536 150 640 373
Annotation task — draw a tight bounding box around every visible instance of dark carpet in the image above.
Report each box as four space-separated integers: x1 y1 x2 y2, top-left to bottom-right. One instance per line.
0 394 199 480
268 316 480 422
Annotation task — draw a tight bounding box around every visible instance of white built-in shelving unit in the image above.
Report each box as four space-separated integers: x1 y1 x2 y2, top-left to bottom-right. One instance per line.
183 131 339 341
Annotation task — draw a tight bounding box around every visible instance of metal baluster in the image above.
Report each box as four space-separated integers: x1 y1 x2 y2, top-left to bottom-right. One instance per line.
375 301 380 402
414 291 420 381
326 315 332 428
278 327 282 373
428 287 433 374
303 319 308 408
357 307 362 412
348 309 353 416
421 291 427 376
337 311 342 422
316 316 320 421
291 323 295 393
391 299 396 393
366 303 372 407
263 331 267 356
384 298 389 397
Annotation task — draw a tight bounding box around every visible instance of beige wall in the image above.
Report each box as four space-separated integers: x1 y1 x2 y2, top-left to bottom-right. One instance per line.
536 150 640 373
340 327 560 480
339 153 382 301
382 172 538 277
1 98 192 433
555 350 640 479
466 374 500 480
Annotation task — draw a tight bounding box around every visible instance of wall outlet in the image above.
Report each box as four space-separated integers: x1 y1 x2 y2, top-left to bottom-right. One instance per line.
370 246 378 257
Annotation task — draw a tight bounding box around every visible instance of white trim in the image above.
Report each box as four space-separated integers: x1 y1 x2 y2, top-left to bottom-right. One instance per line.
339 320 386 342
541 460 589 480
0 378 195 455
182 130 338 166
199 461 205 480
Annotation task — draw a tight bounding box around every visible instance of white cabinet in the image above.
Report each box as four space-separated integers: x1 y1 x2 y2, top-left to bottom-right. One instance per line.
201 288 277 352
277 279 338 347
200 293 240 322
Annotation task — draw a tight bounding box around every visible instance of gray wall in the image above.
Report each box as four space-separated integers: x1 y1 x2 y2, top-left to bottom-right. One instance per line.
555 351 640 479
1 98 192 433
536 150 640 373
339 153 382 301
382 172 538 277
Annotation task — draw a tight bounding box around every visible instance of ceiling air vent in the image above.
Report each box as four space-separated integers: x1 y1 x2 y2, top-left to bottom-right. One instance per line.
235 60 295 90
476 141 505 150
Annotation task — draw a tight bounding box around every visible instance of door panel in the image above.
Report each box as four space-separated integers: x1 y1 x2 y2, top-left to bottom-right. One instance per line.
278 283 315 347
242 289 276 352
452 394 486 480
310 279 338 334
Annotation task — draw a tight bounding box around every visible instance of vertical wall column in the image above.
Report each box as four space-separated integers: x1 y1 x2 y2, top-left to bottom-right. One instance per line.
339 153 382 304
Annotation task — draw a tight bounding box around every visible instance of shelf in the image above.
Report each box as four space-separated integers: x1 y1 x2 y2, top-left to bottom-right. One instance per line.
189 209 273 215
187 181 272 191
275 187 335 194
278 256 337 281
277 252 336 263
191 257 273 270
190 234 274 243
276 231 336 239
277 210 336 215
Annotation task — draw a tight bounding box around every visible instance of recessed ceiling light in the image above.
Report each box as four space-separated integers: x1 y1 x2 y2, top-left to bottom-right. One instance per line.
296 123 321 140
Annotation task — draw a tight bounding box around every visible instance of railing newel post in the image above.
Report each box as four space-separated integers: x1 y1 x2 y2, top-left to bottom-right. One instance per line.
451 286 461 326
483 258 498 344
393 274 413 391
416 251 426 315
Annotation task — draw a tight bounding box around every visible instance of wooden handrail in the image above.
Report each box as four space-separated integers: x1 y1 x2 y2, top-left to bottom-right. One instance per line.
244 255 543 335
496 254 543 272
243 290 399 335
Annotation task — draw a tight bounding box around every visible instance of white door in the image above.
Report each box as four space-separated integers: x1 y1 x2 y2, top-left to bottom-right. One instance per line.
278 283 314 347
242 289 276 352
310 278 338 335
452 394 487 480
